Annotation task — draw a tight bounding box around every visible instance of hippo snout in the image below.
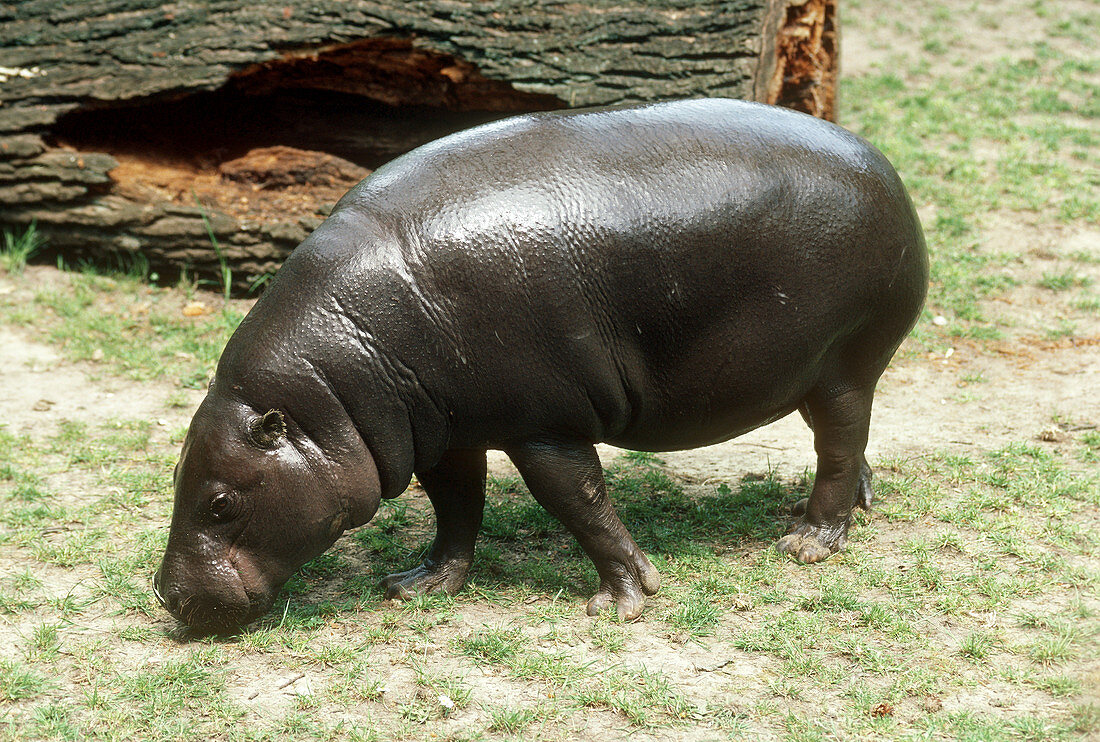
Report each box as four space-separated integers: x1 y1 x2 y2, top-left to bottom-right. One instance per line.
153 559 266 634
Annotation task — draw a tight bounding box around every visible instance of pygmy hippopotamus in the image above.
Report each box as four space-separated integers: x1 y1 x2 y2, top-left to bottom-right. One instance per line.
154 98 928 632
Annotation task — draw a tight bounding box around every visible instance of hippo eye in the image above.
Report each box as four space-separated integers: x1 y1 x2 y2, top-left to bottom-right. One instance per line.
209 492 238 520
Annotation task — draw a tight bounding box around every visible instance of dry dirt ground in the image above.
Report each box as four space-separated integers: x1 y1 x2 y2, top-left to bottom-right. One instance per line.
1 1 1098 740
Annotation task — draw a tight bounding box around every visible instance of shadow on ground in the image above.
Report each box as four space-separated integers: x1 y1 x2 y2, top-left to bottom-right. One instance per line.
189 459 813 636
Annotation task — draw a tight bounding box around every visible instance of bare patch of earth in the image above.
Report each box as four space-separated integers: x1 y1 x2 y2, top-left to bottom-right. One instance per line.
841 0 1098 78
0 323 203 442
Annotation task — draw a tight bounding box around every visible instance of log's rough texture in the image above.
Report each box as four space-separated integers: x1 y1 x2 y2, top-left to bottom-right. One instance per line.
0 0 838 285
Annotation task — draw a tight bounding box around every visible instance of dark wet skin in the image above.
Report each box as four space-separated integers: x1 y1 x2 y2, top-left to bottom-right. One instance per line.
155 99 928 630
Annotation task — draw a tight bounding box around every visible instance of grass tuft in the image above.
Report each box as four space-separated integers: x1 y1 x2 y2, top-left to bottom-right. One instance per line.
1 222 46 274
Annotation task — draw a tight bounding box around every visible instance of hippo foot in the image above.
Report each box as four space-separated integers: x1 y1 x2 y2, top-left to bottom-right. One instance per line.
381 559 469 600
775 520 848 564
586 554 661 621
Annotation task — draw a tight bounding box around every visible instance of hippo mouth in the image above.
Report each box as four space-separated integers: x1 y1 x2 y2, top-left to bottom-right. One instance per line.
152 565 275 635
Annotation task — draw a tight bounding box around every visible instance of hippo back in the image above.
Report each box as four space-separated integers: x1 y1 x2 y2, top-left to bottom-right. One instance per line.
230 99 927 475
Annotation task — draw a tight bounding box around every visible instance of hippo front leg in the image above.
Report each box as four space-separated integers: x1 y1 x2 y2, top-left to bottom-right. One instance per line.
506 439 660 620
381 448 486 599
777 386 875 563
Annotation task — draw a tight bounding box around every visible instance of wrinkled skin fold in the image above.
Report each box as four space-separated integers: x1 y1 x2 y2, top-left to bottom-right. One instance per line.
156 99 928 632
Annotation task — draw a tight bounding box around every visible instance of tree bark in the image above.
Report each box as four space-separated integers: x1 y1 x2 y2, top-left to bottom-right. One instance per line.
0 0 838 286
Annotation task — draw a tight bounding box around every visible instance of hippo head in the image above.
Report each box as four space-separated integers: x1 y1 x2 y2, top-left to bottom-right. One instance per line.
154 385 381 634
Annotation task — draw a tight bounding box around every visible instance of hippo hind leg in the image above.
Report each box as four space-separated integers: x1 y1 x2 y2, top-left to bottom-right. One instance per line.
506 439 660 620
777 385 875 563
791 403 873 517
381 448 486 600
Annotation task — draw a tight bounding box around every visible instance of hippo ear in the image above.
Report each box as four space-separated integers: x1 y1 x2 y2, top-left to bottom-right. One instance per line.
248 409 286 448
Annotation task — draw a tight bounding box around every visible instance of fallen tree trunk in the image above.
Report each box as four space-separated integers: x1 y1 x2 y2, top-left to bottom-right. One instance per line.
0 0 837 287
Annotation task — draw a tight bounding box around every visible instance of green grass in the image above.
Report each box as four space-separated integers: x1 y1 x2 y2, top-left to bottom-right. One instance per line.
0 659 50 701
841 31 1099 343
488 704 550 734
0 255 245 391
0 221 46 275
456 625 528 665
10 414 1094 740
32 273 241 388
1040 271 1093 292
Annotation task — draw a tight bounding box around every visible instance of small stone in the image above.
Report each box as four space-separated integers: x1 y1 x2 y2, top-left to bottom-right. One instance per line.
933 315 948 326
91 348 104 361
182 301 207 317
730 595 752 611
1039 426 1066 443
32 399 54 411
290 677 312 697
